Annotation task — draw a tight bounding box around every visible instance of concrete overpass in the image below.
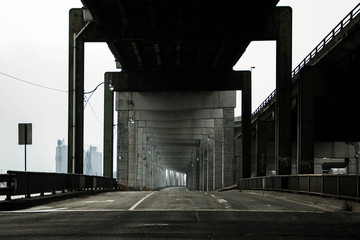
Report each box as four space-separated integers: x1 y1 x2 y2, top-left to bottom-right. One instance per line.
68 0 293 190
236 3 360 177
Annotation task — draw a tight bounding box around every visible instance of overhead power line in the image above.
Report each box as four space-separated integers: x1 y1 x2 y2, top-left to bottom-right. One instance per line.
1 71 103 125
0 71 68 93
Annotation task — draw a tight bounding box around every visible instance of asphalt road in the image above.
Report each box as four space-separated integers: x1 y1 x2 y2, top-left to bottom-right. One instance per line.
1 187 360 239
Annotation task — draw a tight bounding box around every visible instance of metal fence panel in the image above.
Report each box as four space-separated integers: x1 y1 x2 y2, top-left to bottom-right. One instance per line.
1 171 117 200
309 176 322 194
239 174 360 201
339 175 357 198
323 175 337 195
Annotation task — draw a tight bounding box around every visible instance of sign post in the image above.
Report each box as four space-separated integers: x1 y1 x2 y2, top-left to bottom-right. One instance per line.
18 123 32 171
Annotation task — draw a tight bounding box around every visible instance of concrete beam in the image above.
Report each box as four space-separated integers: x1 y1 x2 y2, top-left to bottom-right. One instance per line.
136 109 225 121
116 91 236 111
108 71 249 91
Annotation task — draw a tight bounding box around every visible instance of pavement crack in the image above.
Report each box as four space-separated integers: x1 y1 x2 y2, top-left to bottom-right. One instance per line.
194 211 200 223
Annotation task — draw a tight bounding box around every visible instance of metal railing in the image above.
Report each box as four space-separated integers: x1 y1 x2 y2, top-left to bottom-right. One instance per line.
250 3 360 122
251 89 276 120
291 3 360 78
239 174 360 201
0 171 117 201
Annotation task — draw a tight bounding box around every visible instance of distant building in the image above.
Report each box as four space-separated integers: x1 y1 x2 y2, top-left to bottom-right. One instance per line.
55 139 67 173
55 140 102 176
84 146 102 176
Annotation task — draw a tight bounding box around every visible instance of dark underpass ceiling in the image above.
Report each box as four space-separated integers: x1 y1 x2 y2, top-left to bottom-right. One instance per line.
79 0 280 174
81 0 279 72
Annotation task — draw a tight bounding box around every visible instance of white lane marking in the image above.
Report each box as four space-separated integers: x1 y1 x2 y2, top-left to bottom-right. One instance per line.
128 192 155 211
217 199 228 204
134 223 170 227
82 200 115 204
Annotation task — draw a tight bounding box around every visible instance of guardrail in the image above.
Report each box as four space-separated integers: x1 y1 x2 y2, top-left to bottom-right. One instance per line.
251 89 276 120
239 174 360 201
291 3 360 78
0 171 117 201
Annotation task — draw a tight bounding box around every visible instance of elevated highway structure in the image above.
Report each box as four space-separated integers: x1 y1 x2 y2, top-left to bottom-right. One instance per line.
68 0 293 190
237 3 360 177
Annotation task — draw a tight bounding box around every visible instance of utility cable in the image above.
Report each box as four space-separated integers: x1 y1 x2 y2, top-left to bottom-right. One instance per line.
1 71 103 125
87 100 103 126
0 71 68 93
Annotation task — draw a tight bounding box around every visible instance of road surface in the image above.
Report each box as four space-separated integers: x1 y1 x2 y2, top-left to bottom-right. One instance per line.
0 187 360 239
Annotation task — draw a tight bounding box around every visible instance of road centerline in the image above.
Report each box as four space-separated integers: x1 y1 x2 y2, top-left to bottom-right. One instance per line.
128 192 154 211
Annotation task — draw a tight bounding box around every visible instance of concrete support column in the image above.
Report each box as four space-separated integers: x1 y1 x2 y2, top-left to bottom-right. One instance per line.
199 140 205 191
223 108 235 186
128 111 137 188
145 139 152 188
297 67 315 174
136 122 143 188
234 138 242 179
242 76 252 178
195 145 200 190
214 119 224 190
103 77 114 178
275 7 293 175
256 122 274 176
68 9 85 174
117 110 129 186
207 137 215 191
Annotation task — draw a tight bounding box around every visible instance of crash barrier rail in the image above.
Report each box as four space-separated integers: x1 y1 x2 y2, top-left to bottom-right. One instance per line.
239 174 360 201
291 3 360 77
0 171 117 200
251 89 276 121
250 3 360 123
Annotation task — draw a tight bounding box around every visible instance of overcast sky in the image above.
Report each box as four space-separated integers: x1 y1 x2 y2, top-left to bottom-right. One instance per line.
0 0 359 173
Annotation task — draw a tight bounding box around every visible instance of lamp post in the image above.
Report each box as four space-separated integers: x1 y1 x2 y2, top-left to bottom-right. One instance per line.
83 80 115 178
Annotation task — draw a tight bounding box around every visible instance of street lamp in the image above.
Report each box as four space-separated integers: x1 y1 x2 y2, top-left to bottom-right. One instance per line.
83 81 114 109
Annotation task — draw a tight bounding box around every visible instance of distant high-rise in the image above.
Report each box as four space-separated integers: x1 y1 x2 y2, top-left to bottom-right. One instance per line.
55 139 67 173
84 146 102 176
55 140 102 176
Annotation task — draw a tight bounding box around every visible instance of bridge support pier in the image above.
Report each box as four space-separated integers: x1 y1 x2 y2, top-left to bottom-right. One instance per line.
274 7 293 175
68 9 85 174
297 67 316 174
256 122 275 176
